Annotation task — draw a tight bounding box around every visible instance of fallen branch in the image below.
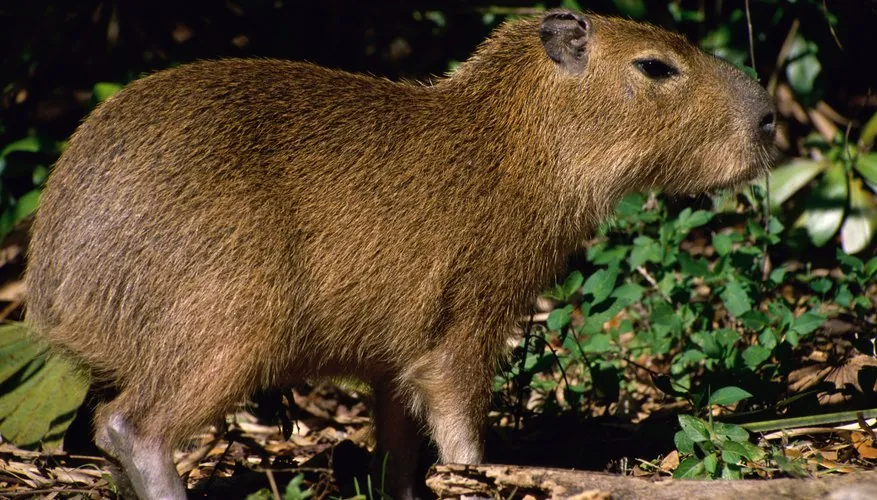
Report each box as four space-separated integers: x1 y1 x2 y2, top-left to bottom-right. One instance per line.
427 464 877 500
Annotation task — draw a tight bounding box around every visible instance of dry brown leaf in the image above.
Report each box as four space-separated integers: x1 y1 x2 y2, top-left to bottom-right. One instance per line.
660 450 679 473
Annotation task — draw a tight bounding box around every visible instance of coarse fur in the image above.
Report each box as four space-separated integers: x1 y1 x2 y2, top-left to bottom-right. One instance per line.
25 10 775 500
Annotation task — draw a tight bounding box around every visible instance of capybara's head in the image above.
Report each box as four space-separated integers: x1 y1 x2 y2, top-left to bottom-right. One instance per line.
463 10 777 200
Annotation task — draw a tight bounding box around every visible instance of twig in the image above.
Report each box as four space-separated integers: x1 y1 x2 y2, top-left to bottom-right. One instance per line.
635 266 671 303
266 468 281 500
821 0 844 50
744 0 757 70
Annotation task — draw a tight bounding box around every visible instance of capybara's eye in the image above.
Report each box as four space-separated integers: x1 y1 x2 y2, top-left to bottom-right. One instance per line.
634 58 679 79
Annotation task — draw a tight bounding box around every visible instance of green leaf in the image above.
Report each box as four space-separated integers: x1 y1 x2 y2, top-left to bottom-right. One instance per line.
692 331 723 359
678 253 710 277
679 414 711 443
841 179 877 254
615 192 645 217
581 333 612 353
93 82 124 103
610 283 644 305
769 159 825 207
676 209 713 232
809 277 832 294
861 112 877 149
713 422 750 442
867 256 877 278
709 387 753 407
792 311 826 335
721 281 751 317
742 345 772 369
721 463 743 480
836 248 865 274
582 265 618 306
0 136 41 158
675 430 695 455
712 233 732 256
547 305 573 331
630 236 661 268
0 324 89 450
703 452 718 475
786 36 821 97
562 271 584 299
854 152 877 191
673 457 706 479
739 310 769 330
795 162 848 247
769 267 787 285
13 189 41 222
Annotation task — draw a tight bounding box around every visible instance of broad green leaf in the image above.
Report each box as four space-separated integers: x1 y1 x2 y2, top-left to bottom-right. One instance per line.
610 283 644 305
769 267 787 285
703 452 718 475
93 82 124 103
742 345 772 369
739 310 769 330
679 414 710 443
692 332 722 358
678 253 710 277
861 112 877 149
792 311 826 335
867 256 877 278
547 304 573 331
675 430 695 454
13 189 41 222
721 441 751 463
713 422 750 442
629 236 661 268
582 265 618 306
721 281 751 317
581 333 612 353
615 192 645 217
709 387 753 407
795 162 848 247
854 152 877 191
562 271 584 298
0 324 89 450
676 209 713 232
786 36 821 97
841 179 877 254
721 463 743 480
712 233 732 256
673 457 706 479
836 248 865 273
809 278 832 294
768 159 825 207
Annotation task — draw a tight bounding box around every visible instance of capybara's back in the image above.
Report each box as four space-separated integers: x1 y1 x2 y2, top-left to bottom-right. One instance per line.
27 10 775 500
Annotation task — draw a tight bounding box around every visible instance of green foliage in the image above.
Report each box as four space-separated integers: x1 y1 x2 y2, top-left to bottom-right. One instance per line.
673 414 765 480
0 136 59 239
503 184 872 477
770 115 877 254
0 323 89 450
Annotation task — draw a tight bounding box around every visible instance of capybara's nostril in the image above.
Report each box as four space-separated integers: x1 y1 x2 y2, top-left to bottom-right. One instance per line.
759 111 776 136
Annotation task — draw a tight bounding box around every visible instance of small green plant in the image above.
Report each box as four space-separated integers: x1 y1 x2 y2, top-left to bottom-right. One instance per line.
246 473 314 500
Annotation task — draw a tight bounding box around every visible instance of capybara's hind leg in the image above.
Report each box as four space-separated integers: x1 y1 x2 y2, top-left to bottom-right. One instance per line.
95 410 186 500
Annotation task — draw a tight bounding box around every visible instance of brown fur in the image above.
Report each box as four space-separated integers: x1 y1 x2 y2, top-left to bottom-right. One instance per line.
25 10 775 499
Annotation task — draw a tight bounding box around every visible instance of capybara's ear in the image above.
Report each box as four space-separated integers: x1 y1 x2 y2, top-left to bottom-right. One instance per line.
540 11 590 75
